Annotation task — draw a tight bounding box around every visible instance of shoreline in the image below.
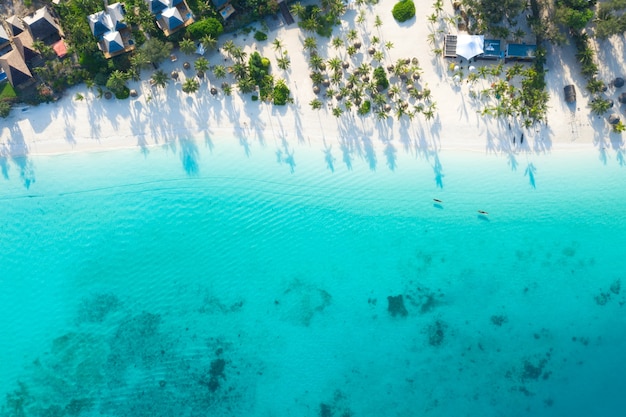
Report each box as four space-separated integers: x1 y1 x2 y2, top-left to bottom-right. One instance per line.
1 2 624 163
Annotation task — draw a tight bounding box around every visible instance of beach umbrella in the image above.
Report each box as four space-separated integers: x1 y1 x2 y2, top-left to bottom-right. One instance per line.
210 87 218 95
171 71 179 80
615 77 625 88
412 57 419 65
455 35 484 60
313 85 320 94
609 114 620 124
619 92 626 103
129 89 138 97
183 61 190 70
469 65 476 72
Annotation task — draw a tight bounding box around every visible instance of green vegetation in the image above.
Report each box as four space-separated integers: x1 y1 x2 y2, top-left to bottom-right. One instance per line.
392 0 416 22
0 83 17 100
187 18 224 40
231 0 279 21
106 70 131 99
272 79 291 105
357 100 371 115
373 67 389 90
595 0 626 39
554 0 594 31
254 31 268 41
182 78 200 94
0 101 11 118
291 0 347 37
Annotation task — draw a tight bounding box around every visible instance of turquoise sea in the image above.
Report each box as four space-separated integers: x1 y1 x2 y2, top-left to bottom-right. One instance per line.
1 135 625 417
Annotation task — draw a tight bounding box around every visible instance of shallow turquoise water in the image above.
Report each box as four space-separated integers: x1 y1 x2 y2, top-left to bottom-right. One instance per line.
1 138 625 416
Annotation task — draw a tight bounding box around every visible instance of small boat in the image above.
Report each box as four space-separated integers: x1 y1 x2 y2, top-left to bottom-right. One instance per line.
433 198 443 203
478 210 488 215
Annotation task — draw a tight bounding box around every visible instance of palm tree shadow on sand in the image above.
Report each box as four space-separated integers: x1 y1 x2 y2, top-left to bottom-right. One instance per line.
323 140 336 173
179 137 199 176
525 161 537 188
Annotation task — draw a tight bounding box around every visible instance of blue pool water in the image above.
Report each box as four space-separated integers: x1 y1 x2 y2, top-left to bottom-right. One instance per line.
1 137 625 416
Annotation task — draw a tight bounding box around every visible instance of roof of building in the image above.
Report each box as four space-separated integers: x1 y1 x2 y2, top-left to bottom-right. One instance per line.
88 11 111 38
0 49 33 87
212 0 229 9
0 25 10 47
52 39 68 58
5 15 25 37
146 0 169 14
23 7 60 43
103 30 124 54
107 3 128 30
12 31 39 63
161 7 184 31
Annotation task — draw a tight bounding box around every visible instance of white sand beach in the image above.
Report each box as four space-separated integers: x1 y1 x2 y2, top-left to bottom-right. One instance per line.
1 1 625 160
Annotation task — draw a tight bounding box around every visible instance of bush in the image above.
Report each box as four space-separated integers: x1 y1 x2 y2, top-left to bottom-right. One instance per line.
187 18 223 40
373 66 389 90
0 82 17 100
358 100 371 115
392 0 415 22
114 86 131 100
254 31 268 41
249 51 270 85
273 80 290 105
0 101 11 118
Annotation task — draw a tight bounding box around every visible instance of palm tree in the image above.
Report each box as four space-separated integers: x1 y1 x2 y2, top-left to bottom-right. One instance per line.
331 37 344 49
589 97 612 115
309 55 325 71
237 76 256 93
222 40 236 59
327 57 342 73
201 34 218 51
310 71 324 85
151 69 169 88
310 98 323 110
182 78 200 94
346 29 358 43
277 55 291 70
106 70 130 95
374 15 383 31
231 62 248 80
332 107 344 117
213 64 227 79
195 57 209 78
290 2 306 19
231 47 247 63
303 36 318 52
373 50 384 63
180 38 196 55
195 57 209 73
356 10 366 25
272 38 284 53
